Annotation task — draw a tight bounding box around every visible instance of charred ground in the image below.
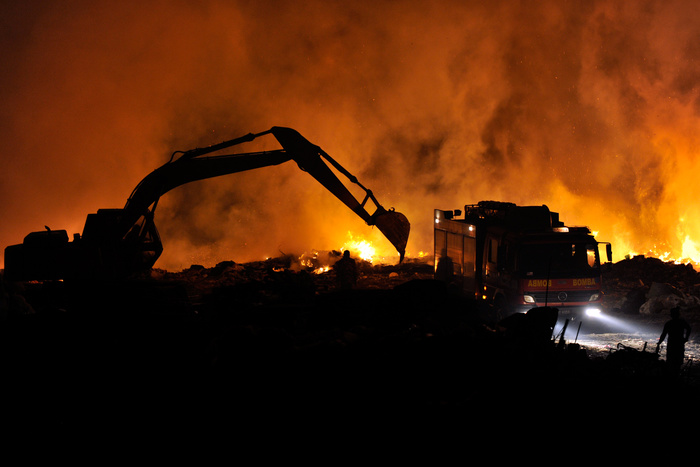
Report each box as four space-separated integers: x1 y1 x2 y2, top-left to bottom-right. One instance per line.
2 254 700 434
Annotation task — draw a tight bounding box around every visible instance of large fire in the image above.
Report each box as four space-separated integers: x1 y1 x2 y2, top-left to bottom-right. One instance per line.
295 231 393 275
342 232 376 263
2 1 700 273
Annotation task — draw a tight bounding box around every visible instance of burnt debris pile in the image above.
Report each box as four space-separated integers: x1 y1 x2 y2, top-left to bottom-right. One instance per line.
602 255 700 321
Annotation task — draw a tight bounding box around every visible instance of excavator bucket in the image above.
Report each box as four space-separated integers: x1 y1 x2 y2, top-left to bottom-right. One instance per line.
373 209 410 262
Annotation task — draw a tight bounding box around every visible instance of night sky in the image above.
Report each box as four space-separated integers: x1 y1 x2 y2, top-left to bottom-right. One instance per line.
3 0 700 271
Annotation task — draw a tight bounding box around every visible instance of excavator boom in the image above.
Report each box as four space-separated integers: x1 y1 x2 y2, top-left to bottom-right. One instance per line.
3 126 410 281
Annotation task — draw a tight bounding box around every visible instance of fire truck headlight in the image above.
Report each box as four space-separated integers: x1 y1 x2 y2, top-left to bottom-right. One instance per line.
588 293 600 301
585 307 602 317
523 294 536 304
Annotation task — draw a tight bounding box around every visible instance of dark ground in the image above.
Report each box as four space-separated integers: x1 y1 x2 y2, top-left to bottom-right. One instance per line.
2 256 700 441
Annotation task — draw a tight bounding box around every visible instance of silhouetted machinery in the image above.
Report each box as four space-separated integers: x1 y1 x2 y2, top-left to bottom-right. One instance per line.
434 201 611 318
3 127 410 281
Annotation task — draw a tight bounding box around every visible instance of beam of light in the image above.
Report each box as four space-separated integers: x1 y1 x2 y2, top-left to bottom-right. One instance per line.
553 311 642 341
584 312 641 334
585 308 602 317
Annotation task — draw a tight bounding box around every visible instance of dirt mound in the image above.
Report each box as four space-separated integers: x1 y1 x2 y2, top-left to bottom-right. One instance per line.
602 256 700 323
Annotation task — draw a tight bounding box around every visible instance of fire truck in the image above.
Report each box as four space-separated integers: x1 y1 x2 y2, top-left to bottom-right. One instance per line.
434 201 611 320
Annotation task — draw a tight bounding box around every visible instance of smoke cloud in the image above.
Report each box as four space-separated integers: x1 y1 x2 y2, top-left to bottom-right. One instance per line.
2 0 700 271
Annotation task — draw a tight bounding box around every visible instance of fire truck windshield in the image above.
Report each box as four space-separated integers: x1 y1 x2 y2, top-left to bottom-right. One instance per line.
518 242 599 277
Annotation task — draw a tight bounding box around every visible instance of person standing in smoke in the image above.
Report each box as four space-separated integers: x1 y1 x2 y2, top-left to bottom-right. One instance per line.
656 306 692 376
435 249 454 284
333 250 357 290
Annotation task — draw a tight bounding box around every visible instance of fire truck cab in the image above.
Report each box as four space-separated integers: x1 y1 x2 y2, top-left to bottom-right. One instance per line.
434 201 611 319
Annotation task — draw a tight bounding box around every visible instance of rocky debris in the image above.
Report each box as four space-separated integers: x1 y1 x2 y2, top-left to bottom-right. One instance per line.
602 256 700 324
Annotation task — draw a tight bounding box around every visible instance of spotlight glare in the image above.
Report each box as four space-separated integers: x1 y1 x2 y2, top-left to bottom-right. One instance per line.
585 308 602 317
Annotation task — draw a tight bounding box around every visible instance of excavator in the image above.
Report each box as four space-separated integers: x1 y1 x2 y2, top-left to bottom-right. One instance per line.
3 126 410 282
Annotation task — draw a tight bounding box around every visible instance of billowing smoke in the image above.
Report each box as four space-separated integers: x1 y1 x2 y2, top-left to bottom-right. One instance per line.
2 0 700 271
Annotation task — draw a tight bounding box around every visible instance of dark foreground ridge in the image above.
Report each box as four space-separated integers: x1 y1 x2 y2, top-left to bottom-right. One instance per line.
2 256 699 437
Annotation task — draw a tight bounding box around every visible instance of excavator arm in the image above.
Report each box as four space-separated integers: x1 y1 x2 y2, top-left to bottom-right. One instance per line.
269 127 409 253
3 127 409 281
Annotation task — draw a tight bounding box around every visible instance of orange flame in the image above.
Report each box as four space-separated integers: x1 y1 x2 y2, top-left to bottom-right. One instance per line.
341 232 376 262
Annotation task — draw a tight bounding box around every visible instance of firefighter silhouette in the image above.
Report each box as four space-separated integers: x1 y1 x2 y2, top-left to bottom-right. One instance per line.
656 306 692 375
333 250 357 289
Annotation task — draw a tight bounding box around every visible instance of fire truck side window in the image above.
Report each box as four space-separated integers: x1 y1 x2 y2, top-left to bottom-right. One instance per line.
435 230 447 272
586 244 599 268
488 237 498 264
573 243 599 268
447 232 463 275
463 235 476 278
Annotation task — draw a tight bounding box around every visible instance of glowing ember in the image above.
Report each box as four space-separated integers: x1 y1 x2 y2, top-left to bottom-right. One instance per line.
624 245 700 270
295 250 336 274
